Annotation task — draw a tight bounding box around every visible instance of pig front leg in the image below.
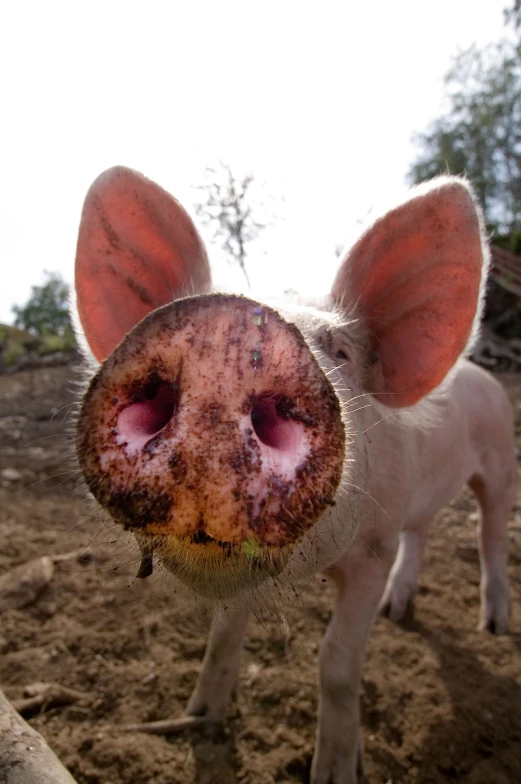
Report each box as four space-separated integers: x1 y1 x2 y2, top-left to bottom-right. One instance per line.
125 604 250 736
186 603 251 719
311 533 396 784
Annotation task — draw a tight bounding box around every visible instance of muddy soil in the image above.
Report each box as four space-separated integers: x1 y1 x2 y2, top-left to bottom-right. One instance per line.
0 363 520 784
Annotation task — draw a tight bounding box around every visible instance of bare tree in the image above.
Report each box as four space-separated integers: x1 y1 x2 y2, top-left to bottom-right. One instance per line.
193 161 272 288
505 0 521 30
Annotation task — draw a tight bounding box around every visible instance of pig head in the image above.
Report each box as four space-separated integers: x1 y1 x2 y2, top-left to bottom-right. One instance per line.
75 167 483 596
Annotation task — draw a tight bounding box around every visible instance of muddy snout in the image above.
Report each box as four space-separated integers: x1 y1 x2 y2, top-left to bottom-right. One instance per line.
77 295 345 589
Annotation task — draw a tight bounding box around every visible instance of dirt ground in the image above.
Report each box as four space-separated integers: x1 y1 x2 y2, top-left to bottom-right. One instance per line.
0 362 520 784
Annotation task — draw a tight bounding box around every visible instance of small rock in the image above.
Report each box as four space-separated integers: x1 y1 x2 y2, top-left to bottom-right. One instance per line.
140 672 158 685
27 447 45 459
456 543 479 564
1 467 23 482
245 663 262 687
0 556 54 612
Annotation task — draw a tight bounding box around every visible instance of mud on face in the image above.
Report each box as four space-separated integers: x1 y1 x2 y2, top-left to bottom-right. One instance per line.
76 294 346 595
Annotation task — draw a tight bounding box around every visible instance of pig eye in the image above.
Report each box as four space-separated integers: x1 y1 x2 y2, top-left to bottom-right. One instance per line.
335 350 348 361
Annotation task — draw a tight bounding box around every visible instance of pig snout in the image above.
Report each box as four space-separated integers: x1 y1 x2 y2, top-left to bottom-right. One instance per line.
77 293 345 595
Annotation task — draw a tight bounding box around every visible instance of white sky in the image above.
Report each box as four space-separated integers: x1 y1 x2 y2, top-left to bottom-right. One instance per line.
0 0 512 323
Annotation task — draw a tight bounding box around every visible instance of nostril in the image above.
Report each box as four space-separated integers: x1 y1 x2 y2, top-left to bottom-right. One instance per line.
117 383 178 443
251 396 301 453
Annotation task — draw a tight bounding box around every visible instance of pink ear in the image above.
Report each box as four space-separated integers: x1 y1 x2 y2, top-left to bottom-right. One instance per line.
75 166 211 361
331 179 485 407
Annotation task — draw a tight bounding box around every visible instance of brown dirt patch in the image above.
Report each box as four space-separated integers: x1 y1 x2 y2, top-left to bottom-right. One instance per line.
0 364 520 783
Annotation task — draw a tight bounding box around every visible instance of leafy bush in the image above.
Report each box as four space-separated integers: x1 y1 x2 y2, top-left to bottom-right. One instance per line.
12 271 74 339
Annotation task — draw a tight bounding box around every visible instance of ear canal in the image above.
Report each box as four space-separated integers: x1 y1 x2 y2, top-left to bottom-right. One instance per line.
75 166 211 362
331 178 486 407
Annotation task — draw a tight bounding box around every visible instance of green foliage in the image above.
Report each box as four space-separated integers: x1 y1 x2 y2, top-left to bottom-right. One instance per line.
37 332 76 355
0 321 76 371
0 324 32 367
409 36 521 236
493 230 521 255
4 343 23 367
12 271 74 339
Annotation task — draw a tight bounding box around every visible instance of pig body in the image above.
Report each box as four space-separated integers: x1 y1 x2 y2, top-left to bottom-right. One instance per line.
377 358 514 633
74 167 515 784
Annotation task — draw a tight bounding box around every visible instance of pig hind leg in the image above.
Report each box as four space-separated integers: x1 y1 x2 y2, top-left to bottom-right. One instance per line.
311 537 396 784
469 468 515 635
378 521 429 623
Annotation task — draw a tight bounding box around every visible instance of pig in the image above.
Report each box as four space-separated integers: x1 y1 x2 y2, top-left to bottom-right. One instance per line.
73 166 515 784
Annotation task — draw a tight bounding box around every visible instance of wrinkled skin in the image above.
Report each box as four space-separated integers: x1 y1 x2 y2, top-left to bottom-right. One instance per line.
74 167 515 784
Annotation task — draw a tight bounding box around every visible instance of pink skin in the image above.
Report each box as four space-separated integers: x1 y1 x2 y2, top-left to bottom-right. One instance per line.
74 167 515 784
117 393 304 462
116 384 177 454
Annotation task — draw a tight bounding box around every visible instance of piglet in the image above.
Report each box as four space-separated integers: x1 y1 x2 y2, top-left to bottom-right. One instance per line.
74 167 515 784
